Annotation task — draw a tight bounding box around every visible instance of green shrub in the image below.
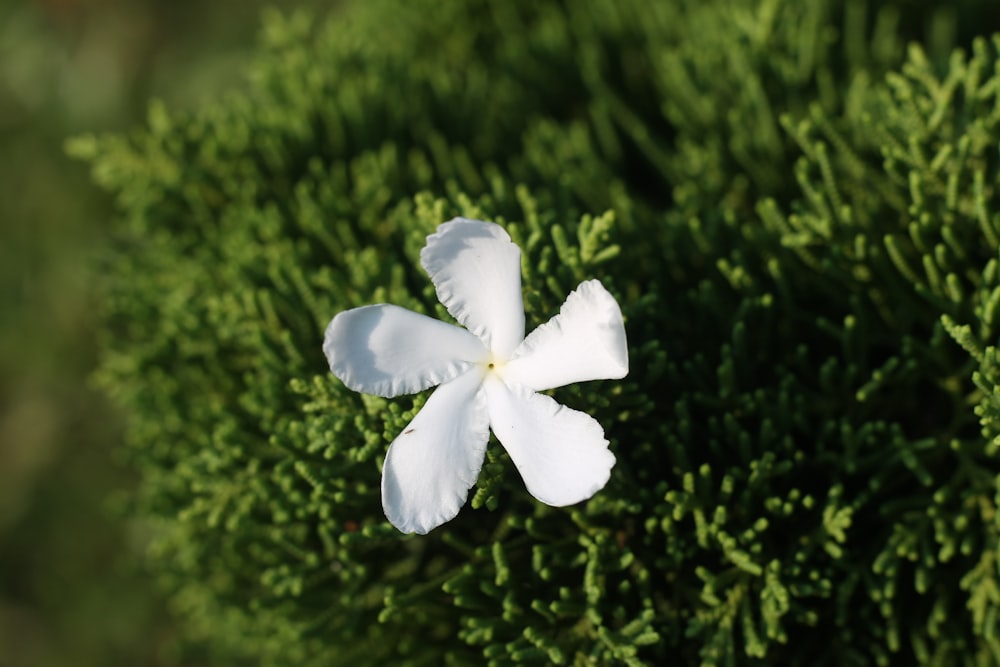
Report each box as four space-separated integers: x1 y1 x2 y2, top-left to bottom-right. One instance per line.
73 0 1000 664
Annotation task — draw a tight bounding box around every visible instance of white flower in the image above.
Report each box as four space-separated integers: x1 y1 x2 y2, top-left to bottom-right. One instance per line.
323 218 628 534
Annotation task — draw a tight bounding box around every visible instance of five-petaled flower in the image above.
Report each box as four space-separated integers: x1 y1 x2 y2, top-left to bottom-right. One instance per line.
323 218 628 534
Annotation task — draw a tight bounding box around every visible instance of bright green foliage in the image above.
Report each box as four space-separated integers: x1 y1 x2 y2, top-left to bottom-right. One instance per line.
73 0 1000 664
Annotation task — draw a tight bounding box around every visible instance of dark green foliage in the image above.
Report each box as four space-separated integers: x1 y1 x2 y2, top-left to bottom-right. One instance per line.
73 0 1000 664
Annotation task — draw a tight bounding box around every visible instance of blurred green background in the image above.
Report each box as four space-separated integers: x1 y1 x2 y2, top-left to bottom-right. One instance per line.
0 2 323 664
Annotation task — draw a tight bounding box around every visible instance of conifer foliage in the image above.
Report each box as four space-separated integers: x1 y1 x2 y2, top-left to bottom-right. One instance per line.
74 0 1000 664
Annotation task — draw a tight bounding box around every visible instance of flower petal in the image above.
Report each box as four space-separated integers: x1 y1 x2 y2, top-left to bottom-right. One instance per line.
381 369 490 534
504 279 628 391
484 377 615 507
420 218 525 359
324 304 487 398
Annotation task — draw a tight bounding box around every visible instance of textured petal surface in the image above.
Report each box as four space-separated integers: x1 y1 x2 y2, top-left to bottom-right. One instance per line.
324 304 487 398
381 369 490 534
420 218 525 359
484 377 615 507
504 279 628 391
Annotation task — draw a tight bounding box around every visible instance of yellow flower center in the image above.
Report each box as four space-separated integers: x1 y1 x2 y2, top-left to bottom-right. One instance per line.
482 353 507 378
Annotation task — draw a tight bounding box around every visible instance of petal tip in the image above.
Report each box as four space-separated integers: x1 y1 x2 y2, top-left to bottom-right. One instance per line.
434 216 511 238
538 447 616 507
